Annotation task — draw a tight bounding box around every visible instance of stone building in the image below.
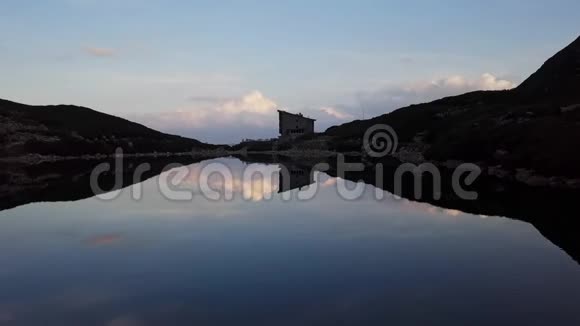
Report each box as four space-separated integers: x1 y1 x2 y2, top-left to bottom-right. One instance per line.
278 110 315 140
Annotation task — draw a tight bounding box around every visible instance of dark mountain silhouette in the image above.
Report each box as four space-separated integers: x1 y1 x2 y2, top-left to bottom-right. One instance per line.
0 98 215 159
324 35 580 179
515 35 580 104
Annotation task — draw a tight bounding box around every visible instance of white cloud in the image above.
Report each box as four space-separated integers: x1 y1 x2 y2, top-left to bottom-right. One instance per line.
320 106 354 120
83 46 117 57
430 73 516 92
355 73 517 117
218 90 277 115
128 91 280 143
477 73 516 90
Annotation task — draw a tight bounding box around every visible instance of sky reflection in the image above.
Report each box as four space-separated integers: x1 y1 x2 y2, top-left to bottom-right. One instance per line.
0 158 579 325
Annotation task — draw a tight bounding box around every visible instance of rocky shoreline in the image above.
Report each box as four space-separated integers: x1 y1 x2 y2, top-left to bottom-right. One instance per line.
390 143 580 190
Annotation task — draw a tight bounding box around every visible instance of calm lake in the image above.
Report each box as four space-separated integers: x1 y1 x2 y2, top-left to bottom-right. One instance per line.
1 157 579 325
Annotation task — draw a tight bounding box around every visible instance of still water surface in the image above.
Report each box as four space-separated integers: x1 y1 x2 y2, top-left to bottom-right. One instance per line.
0 158 579 325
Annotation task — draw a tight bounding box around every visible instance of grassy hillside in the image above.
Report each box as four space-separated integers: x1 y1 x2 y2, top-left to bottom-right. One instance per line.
0 99 215 158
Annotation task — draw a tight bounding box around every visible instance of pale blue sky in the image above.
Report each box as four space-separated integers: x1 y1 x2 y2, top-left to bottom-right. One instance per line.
1 0 578 143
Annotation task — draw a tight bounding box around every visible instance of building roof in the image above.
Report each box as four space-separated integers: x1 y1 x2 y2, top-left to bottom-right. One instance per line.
277 109 316 121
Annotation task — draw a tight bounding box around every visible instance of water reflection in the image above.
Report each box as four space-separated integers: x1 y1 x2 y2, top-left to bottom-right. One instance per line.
2 155 580 264
0 156 579 325
277 163 315 193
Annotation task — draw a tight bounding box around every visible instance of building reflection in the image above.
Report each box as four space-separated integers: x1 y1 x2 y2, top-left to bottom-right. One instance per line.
277 163 315 194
